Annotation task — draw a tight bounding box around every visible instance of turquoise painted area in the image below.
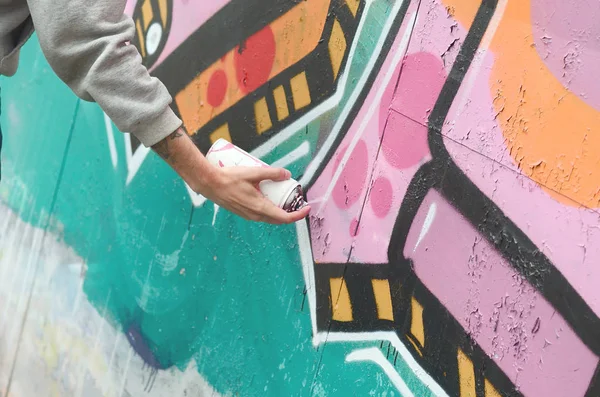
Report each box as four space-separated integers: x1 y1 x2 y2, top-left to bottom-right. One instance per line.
0 1 435 395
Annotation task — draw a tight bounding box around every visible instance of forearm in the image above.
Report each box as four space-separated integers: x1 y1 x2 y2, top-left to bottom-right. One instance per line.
151 128 219 193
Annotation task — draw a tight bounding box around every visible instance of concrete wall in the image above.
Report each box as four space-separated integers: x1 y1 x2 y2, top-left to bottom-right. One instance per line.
1 0 599 395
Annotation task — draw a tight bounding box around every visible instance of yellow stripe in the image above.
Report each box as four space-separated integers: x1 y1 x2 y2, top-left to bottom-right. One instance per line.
141 0 154 30
290 71 311 110
457 348 476 397
371 279 394 321
410 297 425 348
485 379 501 397
330 278 353 321
273 86 290 121
345 0 360 17
254 98 272 134
210 124 231 143
407 337 423 356
328 18 347 80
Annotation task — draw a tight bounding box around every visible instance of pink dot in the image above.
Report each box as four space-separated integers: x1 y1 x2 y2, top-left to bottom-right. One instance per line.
332 140 369 209
379 111 429 169
350 218 360 237
391 51 447 123
370 176 393 218
207 69 227 107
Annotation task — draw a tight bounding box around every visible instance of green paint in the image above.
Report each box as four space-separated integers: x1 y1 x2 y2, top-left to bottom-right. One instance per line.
0 1 435 395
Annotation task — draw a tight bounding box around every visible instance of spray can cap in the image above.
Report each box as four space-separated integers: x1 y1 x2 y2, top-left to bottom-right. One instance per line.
282 185 307 212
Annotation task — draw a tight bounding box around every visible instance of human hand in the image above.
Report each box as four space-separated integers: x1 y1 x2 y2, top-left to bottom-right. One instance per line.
199 166 311 224
151 128 310 224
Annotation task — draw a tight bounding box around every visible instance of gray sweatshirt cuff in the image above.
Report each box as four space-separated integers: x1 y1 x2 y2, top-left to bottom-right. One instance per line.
131 106 183 148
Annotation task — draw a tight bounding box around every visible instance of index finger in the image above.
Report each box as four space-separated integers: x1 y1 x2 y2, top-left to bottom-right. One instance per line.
237 166 292 183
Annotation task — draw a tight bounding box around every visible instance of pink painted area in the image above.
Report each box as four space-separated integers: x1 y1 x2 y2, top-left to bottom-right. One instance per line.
309 0 462 264
405 190 598 396
444 137 600 320
441 52 521 170
441 47 600 319
350 156 422 263
390 51 447 124
332 141 369 210
307 4 422 264
370 176 393 218
125 0 232 71
531 0 600 110
380 110 429 169
408 0 467 75
349 218 359 237
309 127 379 263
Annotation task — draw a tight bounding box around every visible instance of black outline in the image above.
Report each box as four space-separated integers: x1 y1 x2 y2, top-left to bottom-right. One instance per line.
304 0 600 394
143 0 367 155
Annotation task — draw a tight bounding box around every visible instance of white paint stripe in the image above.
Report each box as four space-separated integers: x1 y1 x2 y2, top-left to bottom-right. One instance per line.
104 113 118 168
70 273 86 316
414 203 436 252
271 141 311 169
5 205 37 340
77 290 111 397
186 184 208 208
126 145 151 185
124 133 133 173
212 204 219 226
346 347 415 397
0 202 15 238
299 0 411 188
119 347 134 396
316 331 449 397
0 195 29 295
315 10 418 214
103 331 122 395
295 221 318 338
1 204 30 332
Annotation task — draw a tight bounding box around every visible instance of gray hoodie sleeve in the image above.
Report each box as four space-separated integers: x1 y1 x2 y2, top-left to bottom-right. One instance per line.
26 0 182 147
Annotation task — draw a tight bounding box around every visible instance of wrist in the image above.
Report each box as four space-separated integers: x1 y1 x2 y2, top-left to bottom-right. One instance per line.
152 128 221 193
191 161 223 195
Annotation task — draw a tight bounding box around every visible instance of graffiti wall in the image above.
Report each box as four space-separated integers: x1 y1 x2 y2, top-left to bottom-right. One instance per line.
1 0 599 395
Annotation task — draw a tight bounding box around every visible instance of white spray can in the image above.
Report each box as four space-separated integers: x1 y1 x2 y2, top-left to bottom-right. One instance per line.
205 139 307 212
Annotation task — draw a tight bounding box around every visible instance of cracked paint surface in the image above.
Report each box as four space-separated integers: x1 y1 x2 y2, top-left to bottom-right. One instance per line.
1 0 600 395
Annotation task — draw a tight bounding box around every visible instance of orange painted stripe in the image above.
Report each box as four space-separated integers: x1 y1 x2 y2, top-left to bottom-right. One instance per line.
176 0 331 135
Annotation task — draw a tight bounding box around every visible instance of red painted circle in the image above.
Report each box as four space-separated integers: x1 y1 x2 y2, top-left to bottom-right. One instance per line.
234 26 276 94
207 69 228 107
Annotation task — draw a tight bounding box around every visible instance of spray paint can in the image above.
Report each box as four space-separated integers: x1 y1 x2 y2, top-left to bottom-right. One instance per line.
206 139 307 212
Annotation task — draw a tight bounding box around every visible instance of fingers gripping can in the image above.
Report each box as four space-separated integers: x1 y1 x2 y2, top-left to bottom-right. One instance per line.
205 139 307 212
